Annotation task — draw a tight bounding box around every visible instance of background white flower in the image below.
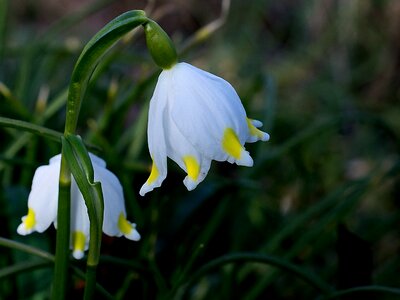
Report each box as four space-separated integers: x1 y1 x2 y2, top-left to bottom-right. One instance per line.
17 153 140 259
140 62 269 196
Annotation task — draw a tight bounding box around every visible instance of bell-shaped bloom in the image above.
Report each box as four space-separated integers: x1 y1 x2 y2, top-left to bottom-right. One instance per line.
17 153 140 259
139 62 269 196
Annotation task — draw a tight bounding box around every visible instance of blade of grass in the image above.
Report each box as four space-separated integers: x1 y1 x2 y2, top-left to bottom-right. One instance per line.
177 252 333 298
0 260 52 279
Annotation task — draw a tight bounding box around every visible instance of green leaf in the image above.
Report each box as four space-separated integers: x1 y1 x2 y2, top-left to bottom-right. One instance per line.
0 116 101 152
0 116 62 143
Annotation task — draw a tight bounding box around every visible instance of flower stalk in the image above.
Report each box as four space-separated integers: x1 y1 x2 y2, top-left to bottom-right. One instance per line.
47 6 240 298
64 10 148 134
51 9 152 300
51 153 71 299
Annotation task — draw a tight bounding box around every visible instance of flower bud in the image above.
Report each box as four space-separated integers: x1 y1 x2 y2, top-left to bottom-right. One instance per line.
143 20 178 69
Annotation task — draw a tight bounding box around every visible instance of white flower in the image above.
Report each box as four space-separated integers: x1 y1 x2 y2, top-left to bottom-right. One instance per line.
17 153 140 259
139 62 269 196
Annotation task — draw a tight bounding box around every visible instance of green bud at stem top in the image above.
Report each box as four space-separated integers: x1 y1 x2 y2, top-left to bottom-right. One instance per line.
143 20 178 70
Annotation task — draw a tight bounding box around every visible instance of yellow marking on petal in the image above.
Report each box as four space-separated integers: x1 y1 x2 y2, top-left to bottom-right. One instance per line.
118 213 133 235
24 208 36 230
247 118 264 138
222 128 243 159
183 156 200 181
146 161 159 184
73 231 86 252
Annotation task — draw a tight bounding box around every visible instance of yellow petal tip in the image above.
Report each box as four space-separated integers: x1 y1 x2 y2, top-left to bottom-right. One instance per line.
222 128 243 159
72 231 86 259
183 156 200 181
146 161 159 185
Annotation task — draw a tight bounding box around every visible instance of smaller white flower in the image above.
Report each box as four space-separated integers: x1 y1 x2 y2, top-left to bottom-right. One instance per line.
17 153 140 259
140 62 269 196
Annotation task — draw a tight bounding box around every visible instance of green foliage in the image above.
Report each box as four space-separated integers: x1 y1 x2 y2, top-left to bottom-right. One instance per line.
1 0 399 299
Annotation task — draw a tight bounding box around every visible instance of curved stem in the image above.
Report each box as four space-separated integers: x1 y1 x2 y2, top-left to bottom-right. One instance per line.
52 10 150 300
325 285 400 299
64 10 148 134
177 252 333 298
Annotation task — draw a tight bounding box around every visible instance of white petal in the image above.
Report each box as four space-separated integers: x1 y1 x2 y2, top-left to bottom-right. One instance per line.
17 158 60 235
231 150 254 167
70 178 90 235
92 158 140 241
246 118 270 143
94 162 125 237
164 114 212 191
72 249 85 260
182 158 211 191
49 154 62 164
169 63 248 162
117 216 141 241
176 63 248 139
70 177 90 258
89 152 106 168
140 71 169 196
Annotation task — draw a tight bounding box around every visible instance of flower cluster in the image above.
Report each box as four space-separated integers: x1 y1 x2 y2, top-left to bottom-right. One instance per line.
17 153 140 259
15 11 271 262
17 63 269 259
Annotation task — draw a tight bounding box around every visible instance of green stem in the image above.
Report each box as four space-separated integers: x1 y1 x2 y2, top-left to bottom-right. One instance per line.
51 9 177 299
177 252 333 298
83 266 97 300
64 10 148 134
52 10 150 300
51 153 71 300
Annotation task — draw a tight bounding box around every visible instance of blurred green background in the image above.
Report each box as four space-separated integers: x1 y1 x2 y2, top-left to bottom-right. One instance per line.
1 0 399 299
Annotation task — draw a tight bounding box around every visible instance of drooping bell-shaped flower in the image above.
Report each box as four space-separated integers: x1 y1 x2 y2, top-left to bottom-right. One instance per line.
139 62 269 196
17 153 140 259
